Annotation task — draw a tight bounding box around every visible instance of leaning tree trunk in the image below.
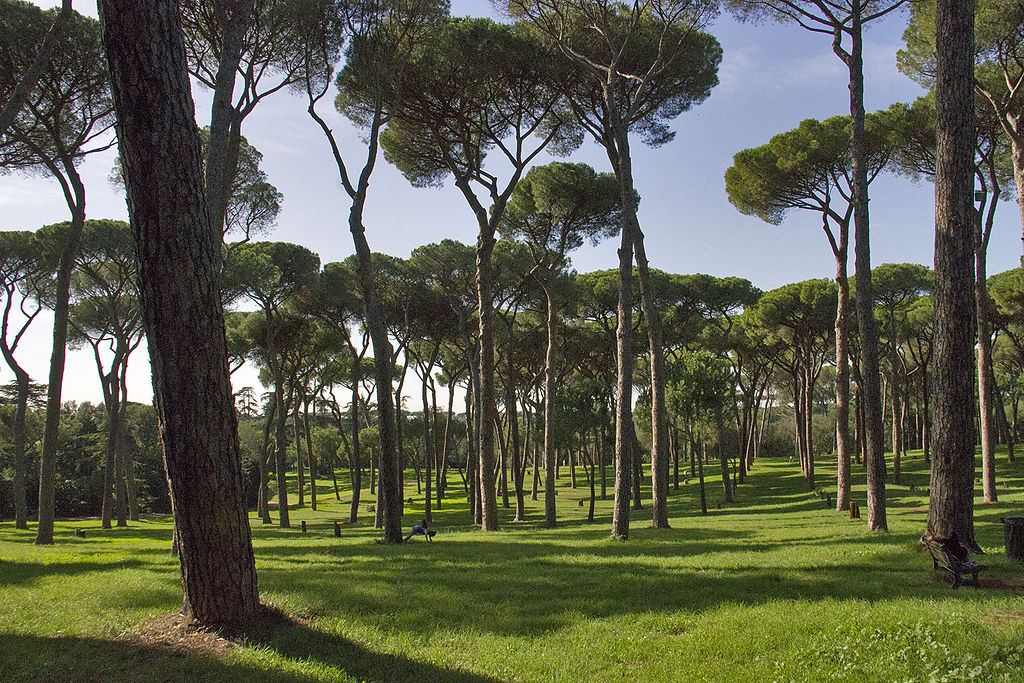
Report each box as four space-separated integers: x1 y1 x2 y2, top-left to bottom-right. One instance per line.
351 187 402 543
841 11 887 532
929 0 978 549
35 176 84 546
99 0 260 626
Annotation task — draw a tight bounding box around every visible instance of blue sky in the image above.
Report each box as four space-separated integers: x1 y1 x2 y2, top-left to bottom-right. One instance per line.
3 0 1021 404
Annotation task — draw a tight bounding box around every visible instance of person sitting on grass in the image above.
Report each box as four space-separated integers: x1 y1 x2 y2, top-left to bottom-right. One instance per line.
404 520 436 542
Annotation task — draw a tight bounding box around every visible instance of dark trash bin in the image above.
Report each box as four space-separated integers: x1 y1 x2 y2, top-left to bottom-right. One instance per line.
1002 516 1024 562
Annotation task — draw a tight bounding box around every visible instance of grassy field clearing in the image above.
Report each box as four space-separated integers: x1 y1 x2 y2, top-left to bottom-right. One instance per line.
1 451 1023 682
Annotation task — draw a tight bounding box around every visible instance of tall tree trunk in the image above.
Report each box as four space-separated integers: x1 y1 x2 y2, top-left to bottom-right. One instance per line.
99 0 260 625
273 378 290 528
35 175 84 546
716 405 732 503
304 399 317 512
632 229 669 528
6 367 30 529
840 8 887 532
294 399 306 508
421 370 433 524
258 395 275 524
472 222 500 531
544 274 561 528
975 216 997 502
891 381 902 485
610 126 635 540
835 237 852 512
349 378 361 523
929 0 978 549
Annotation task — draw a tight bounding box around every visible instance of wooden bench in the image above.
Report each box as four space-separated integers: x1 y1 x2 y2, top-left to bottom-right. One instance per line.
921 535 986 588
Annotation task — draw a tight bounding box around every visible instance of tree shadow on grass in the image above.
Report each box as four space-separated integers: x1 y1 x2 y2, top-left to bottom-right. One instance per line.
0 633 305 683
0 628 500 683
249 620 500 683
0 558 146 587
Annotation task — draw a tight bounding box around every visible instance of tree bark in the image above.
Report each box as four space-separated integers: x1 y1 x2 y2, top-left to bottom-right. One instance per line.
542 278 558 528
929 0 978 549
610 126 635 540
35 175 84 546
99 0 260 626
835 235 852 512
841 11 887 531
633 228 669 528
975 212 997 502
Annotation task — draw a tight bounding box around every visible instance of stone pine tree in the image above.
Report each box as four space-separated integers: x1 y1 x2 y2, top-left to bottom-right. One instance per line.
67 220 145 528
0 3 116 545
223 241 320 529
928 0 979 550
358 17 579 531
729 0 907 532
507 0 721 537
0 0 72 138
300 0 445 543
499 162 622 528
98 0 261 628
726 111 910 512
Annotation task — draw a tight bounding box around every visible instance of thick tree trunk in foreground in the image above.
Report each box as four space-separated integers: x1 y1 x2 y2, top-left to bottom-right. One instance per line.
929 0 978 550
99 0 259 626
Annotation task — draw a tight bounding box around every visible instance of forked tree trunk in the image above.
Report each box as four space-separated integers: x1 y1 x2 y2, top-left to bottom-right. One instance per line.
929 0 978 549
99 0 260 626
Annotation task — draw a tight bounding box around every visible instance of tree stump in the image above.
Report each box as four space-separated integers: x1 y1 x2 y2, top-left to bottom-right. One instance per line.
334 521 341 537
1003 517 1024 562
301 520 307 533
849 502 860 519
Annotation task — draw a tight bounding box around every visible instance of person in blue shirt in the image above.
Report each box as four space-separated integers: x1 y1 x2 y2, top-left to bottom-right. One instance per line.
404 519 436 542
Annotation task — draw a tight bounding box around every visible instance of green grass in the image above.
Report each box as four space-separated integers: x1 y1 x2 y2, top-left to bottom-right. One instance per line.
2 450 1023 682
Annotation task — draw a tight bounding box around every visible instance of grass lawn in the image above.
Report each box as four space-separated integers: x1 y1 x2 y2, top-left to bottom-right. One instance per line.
1 450 1023 682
